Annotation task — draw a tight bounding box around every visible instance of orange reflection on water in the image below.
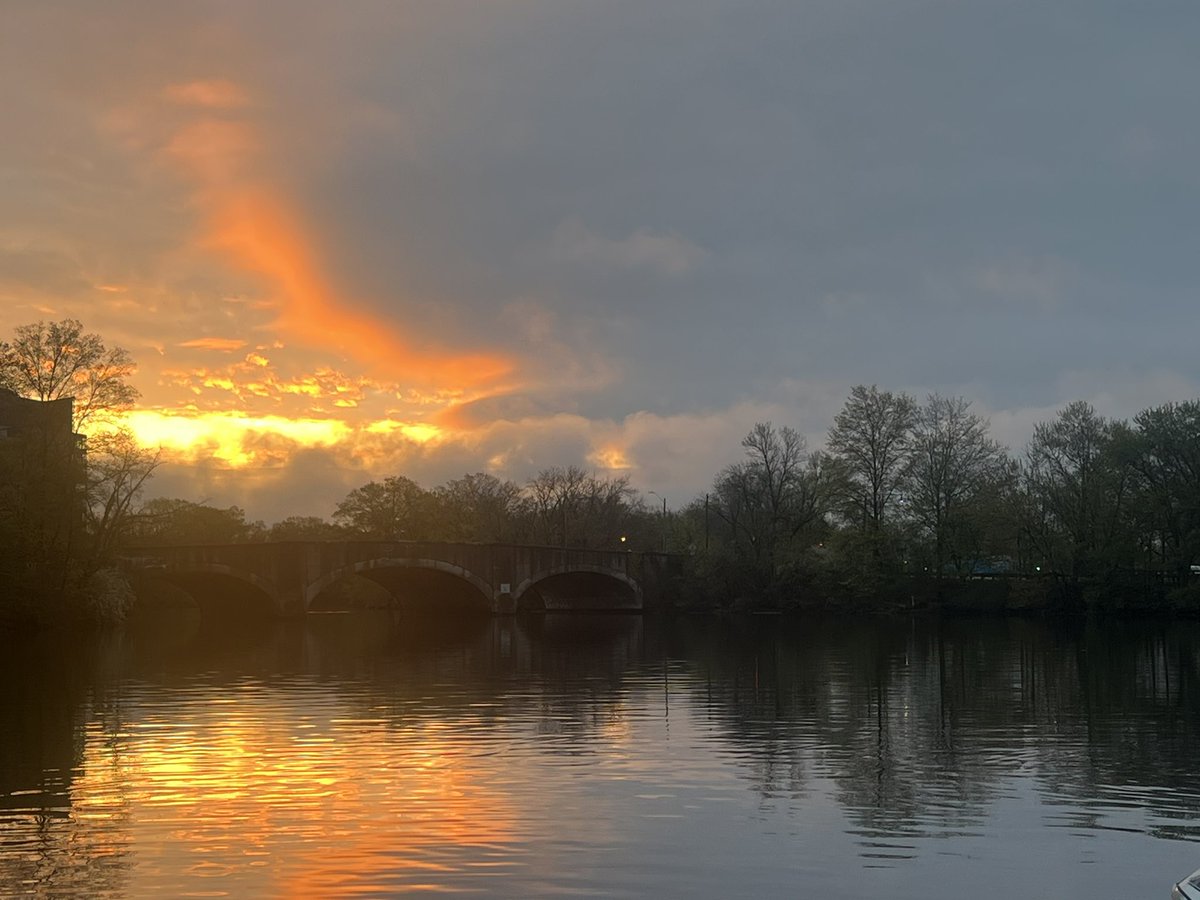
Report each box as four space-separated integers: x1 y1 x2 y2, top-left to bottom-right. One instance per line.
71 689 521 896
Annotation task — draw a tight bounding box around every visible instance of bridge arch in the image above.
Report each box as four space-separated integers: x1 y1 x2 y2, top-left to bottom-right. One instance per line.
306 557 494 612
513 564 642 611
140 563 280 616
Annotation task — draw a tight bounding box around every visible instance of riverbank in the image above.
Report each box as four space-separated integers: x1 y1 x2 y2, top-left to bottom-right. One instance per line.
670 572 1200 617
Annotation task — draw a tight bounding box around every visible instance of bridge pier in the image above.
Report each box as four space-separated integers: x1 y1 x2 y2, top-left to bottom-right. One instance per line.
494 590 516 615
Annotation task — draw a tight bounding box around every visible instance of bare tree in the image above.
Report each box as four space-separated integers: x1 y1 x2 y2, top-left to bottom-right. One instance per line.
527 465 587 546
1128 401 1200 574
86 428 160 562
433 472 525 542
579 472 636 547
711 422 826 584
1023 401 1132 578
909 394 1007 575
0 319 138 431
526 466 636 548
826 385 916 533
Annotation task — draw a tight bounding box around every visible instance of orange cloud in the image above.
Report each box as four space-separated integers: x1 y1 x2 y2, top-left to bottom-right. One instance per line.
159 79 515 396
179 337 248 351
158 355 379 412
206 188 513 390
589 445 632 470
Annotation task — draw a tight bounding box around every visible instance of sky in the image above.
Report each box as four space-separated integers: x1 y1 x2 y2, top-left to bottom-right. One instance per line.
3 1 1198 524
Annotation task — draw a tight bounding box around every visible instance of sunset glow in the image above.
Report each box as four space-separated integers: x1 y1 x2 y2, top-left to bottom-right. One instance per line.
589 445 633 470
366 420 443 444
159 79 514 394
73 75 532 490
119 403 459 472
5 5 1200 898
7 1 1191 525
123 410 351 467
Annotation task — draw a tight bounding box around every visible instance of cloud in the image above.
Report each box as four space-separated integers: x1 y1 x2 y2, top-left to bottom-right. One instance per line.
960 256 1080 313
0 244 93 301
155 352 387 415
162 79 252 110
143 447 368 523
546 217 705 276
140 73 520 397
7 1 1200 526
132 377 847 522
178 337 248 351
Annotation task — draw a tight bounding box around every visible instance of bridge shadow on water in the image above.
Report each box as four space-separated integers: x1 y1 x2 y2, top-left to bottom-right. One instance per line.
133 565 644 620
308 571 492 616
122 587 650 684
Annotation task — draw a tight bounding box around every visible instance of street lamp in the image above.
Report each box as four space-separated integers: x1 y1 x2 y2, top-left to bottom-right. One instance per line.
647 490 667 553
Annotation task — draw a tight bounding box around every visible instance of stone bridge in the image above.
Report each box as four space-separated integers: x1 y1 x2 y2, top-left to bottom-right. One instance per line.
122 541 680 617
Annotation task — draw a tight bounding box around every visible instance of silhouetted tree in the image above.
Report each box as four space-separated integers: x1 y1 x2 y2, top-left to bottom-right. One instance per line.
525 466 637 548
85 428 160 562
1128 401 1200 574
1022 401 1133 579
268 515 345 541
0 318 138 431
827 385 917 534
131 499 265 545
710 423 827 593
333 475 430 540
432 473 526 542
909 395 1008 576
0 318 162 620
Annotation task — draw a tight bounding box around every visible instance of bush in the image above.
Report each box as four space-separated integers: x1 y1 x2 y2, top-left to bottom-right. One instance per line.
83 568 135 623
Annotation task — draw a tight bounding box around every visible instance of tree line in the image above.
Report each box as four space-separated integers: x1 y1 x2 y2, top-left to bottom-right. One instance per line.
126 383 1200 611
127 466 657 550
3 319 1199 619
680 386 1200 609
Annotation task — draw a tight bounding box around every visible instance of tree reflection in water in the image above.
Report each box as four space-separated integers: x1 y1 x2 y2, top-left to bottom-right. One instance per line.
0 611 1198 897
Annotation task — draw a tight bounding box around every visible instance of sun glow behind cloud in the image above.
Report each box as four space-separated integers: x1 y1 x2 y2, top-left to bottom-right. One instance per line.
7 58 728 517
124 410 352 467
93 77 529 481
365 420 442 444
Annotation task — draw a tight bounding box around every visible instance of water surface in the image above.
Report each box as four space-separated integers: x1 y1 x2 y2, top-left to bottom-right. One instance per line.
1 612 1198 898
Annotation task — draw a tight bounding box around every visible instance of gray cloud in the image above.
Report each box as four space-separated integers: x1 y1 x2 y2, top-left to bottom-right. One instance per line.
542 218 705 277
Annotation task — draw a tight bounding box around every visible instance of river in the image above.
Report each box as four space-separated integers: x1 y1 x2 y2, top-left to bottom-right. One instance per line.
1 611 1198 898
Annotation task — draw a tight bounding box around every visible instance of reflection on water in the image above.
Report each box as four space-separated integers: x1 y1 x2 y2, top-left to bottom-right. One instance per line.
1 613 1199 898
